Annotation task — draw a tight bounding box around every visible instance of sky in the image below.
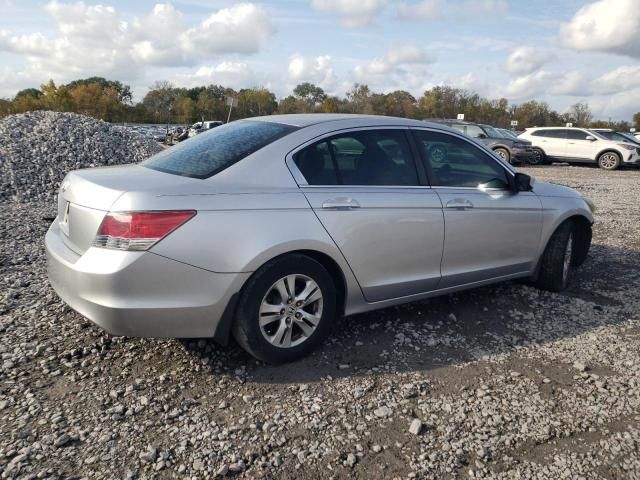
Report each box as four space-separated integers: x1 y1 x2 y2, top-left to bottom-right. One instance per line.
0 0 639 120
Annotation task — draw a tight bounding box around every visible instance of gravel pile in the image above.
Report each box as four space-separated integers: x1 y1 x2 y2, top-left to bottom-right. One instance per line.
0 111 163 202
1 166 640 479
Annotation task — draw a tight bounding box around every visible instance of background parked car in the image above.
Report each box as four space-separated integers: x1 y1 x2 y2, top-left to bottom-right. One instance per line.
519 127 640 170
188 120 223 137
425 119 535 164
591 128 640 146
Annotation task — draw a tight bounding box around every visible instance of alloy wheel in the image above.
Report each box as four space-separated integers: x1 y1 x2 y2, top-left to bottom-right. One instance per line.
599 153 618 170
258 274 323 348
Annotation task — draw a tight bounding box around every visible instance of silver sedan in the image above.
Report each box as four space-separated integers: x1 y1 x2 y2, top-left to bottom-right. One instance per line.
46 114 594 363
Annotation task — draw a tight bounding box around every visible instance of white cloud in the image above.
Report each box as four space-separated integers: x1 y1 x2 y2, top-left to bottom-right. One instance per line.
504 47 555 75
396 0 439 21
502 70 588 99
175 62 256 89
287 54 337 91
561 0 640 58
0 1 275 86
354 45 434 93
310 0 389 27
591 65 640 94
355 45 433 76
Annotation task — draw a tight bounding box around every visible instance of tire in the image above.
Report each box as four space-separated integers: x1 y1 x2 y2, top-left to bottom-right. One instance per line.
494 147 510 163
598 151 621 170
529 148 545 165
571 221 592 267
535 221 575 292
232 254 336 364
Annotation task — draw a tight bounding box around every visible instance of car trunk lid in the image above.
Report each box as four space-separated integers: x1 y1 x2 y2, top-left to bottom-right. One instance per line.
56 164 203 255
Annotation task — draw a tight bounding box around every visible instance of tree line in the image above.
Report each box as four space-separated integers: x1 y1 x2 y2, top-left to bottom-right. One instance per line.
1 77 639 131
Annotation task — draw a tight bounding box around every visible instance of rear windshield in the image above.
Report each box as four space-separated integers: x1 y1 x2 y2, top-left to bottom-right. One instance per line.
143 120 298 179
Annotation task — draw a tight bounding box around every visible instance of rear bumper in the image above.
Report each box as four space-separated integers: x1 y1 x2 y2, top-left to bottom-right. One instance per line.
45 221 250 338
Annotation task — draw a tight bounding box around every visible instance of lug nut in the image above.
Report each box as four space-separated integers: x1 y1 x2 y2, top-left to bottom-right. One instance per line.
296 301 302 307
295 312 301 319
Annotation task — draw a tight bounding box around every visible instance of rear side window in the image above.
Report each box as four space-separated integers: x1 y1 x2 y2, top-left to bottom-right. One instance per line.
143 120 297 179
294 130 419 186
545 129 568 139
530 130 547 137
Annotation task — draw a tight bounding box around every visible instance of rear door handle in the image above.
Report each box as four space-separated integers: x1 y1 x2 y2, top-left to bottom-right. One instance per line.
321 197 361 210
445 198 474 210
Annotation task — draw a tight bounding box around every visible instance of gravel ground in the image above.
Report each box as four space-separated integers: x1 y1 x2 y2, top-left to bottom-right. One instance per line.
1 165 639 479
0 111 162 202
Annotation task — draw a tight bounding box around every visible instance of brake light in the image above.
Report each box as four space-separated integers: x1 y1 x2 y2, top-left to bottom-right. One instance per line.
93 210 196 251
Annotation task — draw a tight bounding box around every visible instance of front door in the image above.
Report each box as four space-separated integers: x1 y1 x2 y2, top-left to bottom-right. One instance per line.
565 129 597 161
291 128 444 302
412 128 542 288
538 128 568 160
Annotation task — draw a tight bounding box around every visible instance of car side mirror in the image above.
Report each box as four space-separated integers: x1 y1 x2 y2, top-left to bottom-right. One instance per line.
585 135 596 141
514 172 535 192
477 133 488 139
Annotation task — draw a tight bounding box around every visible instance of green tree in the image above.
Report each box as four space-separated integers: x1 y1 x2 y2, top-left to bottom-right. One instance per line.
293 82 327 109
346 84 373 114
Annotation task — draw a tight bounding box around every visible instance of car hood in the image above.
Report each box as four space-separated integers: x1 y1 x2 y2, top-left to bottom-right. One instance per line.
533 181 581 198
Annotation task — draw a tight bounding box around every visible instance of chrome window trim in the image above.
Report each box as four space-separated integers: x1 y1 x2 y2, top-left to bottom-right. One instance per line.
285 124 517 193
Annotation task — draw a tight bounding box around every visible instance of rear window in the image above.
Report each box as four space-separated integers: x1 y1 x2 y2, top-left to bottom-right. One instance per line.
143 120 297 179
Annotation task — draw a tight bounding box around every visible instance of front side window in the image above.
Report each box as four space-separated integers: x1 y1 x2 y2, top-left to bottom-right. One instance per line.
566 130 592 140
482 125 502 138
143 120 297 179
413 130 510 189
294 130 419 186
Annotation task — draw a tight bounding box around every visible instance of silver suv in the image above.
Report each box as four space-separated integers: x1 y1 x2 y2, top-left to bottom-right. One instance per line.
46 114 594 363
519 127 640 170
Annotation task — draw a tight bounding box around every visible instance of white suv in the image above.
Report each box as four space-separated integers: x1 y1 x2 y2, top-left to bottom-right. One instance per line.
518 127 640 170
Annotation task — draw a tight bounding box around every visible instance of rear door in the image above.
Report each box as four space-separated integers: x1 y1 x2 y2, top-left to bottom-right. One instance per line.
412 128 542 288
289 127 444 302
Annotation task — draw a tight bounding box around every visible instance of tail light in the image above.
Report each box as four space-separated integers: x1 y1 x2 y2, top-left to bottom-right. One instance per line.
93 210 196 251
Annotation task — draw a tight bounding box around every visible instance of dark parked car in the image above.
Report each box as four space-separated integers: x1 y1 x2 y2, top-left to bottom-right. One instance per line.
591 129 640 146
425 119 535 164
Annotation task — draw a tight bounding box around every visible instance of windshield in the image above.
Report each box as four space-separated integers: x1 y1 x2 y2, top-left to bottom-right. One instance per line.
595 130 638 143
499 129 518 139
143 120 298 179
482 125 503 138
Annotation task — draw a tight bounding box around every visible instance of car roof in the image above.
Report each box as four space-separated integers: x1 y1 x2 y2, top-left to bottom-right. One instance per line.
526 126 589 130
247 113 449 130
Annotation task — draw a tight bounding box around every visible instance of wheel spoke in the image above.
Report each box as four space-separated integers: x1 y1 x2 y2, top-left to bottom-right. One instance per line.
301 311 321 327
296 280 316 304
302 288 322 307
295 318 314 337
283 275 297 298
274 279 290 303
270 319 289 346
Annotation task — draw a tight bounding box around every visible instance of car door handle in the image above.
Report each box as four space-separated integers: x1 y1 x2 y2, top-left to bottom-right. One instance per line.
321 197 361 210
445 198 474 210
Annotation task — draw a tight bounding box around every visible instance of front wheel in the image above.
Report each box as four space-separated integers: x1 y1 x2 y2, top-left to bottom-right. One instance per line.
494 147 510 163
232 254 336 363
598 151 621 170
535 221 575 292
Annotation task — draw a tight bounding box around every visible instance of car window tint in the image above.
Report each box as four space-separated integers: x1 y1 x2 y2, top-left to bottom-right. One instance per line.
143 120 297 179
464 125 486 138
294 130 419 186
414 130 510 189
545 129 568 139
567 130 591 140
530 130 547 137
293 140 339 185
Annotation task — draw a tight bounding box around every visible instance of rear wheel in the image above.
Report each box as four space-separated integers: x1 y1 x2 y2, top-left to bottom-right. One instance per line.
535 221 575 292
529 148 545 165
598 151 621 170
232 254 336 363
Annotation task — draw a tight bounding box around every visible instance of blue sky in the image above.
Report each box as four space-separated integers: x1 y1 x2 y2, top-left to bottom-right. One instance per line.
1 0 639 120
